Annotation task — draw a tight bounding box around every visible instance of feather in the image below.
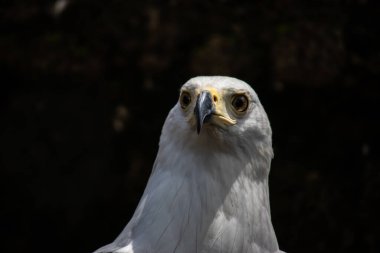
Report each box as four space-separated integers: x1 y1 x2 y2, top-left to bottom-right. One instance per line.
93 76 284 253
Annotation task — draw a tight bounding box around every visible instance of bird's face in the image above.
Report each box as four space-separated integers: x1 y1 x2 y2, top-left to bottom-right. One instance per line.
175 76 270 142
180 85 250 134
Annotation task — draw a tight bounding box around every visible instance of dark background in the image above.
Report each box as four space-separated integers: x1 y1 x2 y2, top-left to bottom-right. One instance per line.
1 0 379 252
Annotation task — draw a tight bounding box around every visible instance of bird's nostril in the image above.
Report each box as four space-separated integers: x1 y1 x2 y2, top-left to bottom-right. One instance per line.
213 95 218 102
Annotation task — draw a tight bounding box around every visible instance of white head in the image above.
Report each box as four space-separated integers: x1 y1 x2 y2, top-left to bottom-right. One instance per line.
160 76 273 178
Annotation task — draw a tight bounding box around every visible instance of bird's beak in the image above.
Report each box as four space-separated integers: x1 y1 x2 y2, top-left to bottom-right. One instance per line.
194 90 236 134
194 91 214 134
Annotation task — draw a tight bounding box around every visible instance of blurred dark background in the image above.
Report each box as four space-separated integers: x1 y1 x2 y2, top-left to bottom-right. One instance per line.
1 0 379 252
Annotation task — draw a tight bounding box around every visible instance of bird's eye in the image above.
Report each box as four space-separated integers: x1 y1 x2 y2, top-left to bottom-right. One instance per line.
180 91 191 109
231 94 249 113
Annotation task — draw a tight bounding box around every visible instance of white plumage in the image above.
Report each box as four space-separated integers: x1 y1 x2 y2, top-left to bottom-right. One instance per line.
94 76 284 253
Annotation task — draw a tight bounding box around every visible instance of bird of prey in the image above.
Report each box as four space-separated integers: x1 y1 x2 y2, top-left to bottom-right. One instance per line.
94 76 284 253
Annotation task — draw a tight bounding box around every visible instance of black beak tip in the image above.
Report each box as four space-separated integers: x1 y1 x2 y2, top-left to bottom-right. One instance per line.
196 123 201 134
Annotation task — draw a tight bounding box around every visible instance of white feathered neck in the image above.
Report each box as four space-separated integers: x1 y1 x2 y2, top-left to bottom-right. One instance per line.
97 102 280 253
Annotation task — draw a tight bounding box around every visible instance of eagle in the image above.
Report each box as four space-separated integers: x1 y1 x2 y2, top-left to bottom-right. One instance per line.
94 76 284 253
